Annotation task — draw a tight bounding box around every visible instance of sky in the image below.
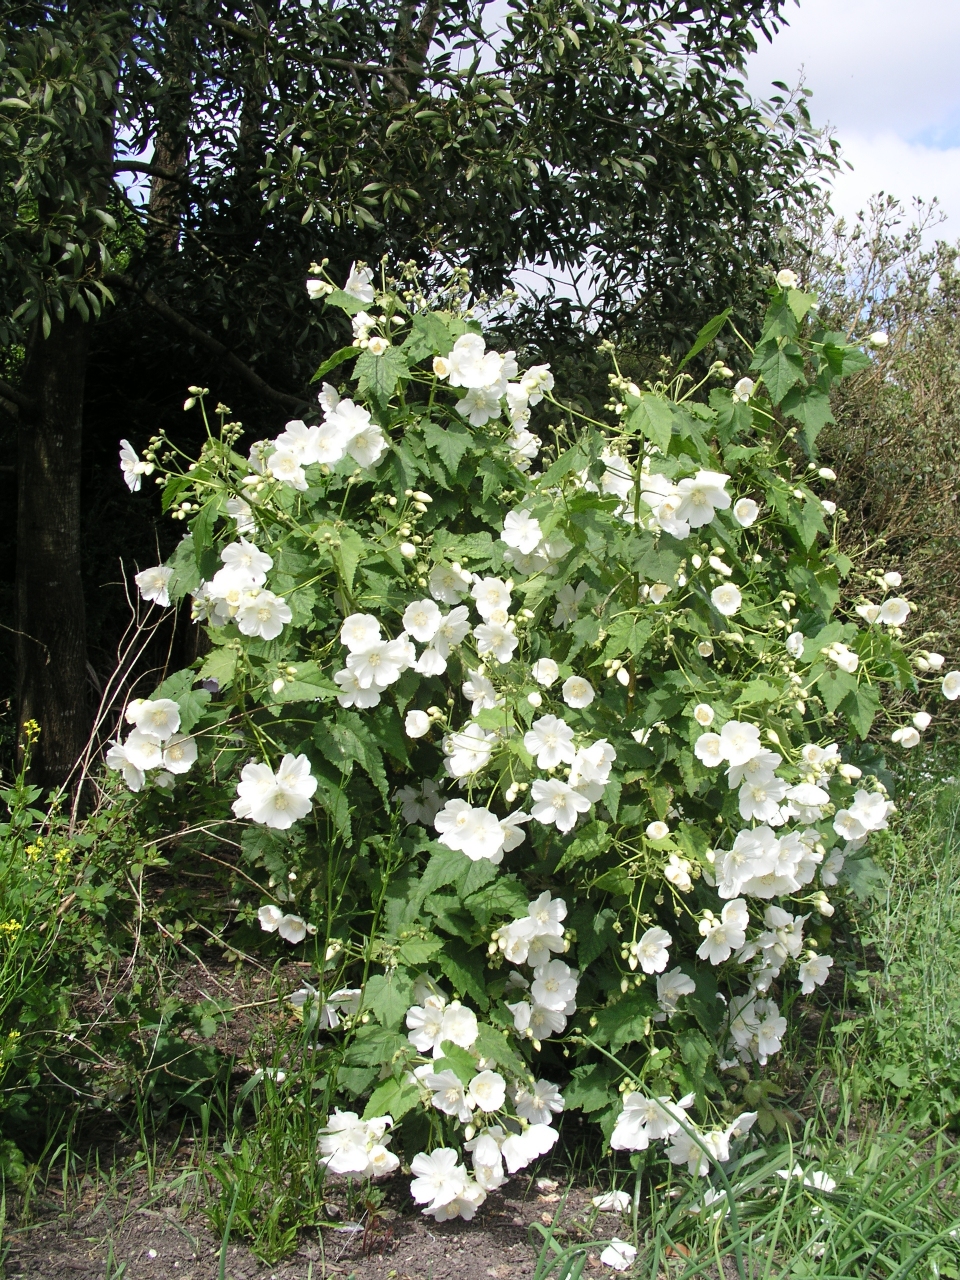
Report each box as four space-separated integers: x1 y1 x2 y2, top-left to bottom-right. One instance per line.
747 0 960 241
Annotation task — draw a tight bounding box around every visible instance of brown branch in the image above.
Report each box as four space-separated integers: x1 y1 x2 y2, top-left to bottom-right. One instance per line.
0 377 35 416
103 274 310 414
112 161 189 184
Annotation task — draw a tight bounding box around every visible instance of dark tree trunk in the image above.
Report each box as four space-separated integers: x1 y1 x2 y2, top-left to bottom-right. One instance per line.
16 312 91 790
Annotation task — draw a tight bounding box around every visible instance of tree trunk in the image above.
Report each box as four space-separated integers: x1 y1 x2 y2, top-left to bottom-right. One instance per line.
16 312 91 790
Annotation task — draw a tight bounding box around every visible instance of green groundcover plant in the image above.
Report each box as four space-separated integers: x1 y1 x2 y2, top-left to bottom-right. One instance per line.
106 261 958 1223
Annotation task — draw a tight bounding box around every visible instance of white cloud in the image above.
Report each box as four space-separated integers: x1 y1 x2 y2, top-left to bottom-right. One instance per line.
748 0 960 239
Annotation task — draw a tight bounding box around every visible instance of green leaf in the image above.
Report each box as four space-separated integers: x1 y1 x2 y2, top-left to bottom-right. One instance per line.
335 528 365 593
555 821 612 873
464 877 529 925
537 441 588 488
840 683 881 739
565 1062 619 1113
324 288 366 315
354 346 408 405
755 343 805 405
676 307 731 371
435 939 489 1009
593 989 657 1055
422 420 471 474
709 388 752 445
601 614 652 664
625 394 674 452
592 867 632 894
781 386 835 455
310 345 357 383
364 970 414 1029
363 1076 420 1122
197 645 238 691
270 662 339 704
817 667 859 714
402 312 455 363
736 679 779 706
165 534 202 601
396 935 444 966
474 1024 528 1077
437 1041 478 1085
570 905 617 968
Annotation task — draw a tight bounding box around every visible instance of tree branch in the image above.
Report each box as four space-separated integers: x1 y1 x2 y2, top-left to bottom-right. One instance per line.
103 274 311 415
0 377 36 417
112 161 189 184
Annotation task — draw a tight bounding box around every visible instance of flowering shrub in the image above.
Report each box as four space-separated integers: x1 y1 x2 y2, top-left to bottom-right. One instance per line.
110 262 957 1218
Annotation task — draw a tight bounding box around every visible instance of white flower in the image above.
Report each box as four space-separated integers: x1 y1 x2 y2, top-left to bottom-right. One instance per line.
221 537 273 586
162 734 197 774
675 469 731 529
402 598 442 643
878 597 910 627
648 582 671 605
508 428 542 470
635 926 672 974
827 642 858 673
135 565 174 607
333 669 382 709
942 671 960 700
697 899 749 964
396 779 442 826
232 754 317 829
405 710 431 739
441 1000 479 1049
693 703 714 726
663 854 693 893
502 510 543 554
410 1148 469 1211
428 563 469 604
236 590 292 640
447 333 505 389
432 606 471 657
694 732 724 766
913 711 932 731
646 821 669 840
346 639 409 689
552 581 588 628
462 670 501 715
344 261 375 303
472 576 512 618
561 676 594 709
530 779 591 832
711 583 742 616
444 722 496 779
467 1070 506 1113
131 698 181 740
592 1190 631 1213
500 1123 559 1172
891 726 921 748
569 739 616 802
822 499 837 515
474 622 518 664
734 497 759 527
225 496 255 533
611 1092 693 1150
340 613 382 652
599 1240 637 1272
856 603 881 624
524 715 576 769
105 741 145 792
520 363 555 404
531 658 560 687
459 385 503 426
466 1132 506 1191
776 268 799 288
786 631 805 658
732 377 755 403
426 1070 474 1122
434 800 506 862
718 720 762 766
655 967 696 1018
868 331 889 348
798 952 833 994
268 448 308 490
500 809 532 852
515 1079 565 1125
119 439 152 492
531 959 578 1011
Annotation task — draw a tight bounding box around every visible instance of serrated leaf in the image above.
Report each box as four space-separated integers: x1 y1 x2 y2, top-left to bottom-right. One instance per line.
354 345 408 405
422 419 471 474
198 645 238 691
364 971 414 1029
736 679 779 706
436 1041 478 1085
363 1076 420 1122
840 683 881 739
324 288 366 315
755 343 805 405
555 821 612 873
474 1024 528 1077
625 394 674 452
435 939 489 1009
817 667 859 714
593 989 657 1054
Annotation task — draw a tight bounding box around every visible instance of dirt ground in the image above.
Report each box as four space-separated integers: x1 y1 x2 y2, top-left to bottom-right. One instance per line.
4 1179 624 1280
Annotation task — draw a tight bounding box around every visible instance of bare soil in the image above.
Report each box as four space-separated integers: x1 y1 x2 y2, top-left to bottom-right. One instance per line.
4 1178 619 1280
